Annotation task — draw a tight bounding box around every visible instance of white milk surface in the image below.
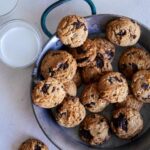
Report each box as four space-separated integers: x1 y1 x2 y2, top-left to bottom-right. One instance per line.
0 25 40 67
0 0 18 16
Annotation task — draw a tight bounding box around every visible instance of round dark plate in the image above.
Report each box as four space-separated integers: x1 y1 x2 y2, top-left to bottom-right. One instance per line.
31 14 150 150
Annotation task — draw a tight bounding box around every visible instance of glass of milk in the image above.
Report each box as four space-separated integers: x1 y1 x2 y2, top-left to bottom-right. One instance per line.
0 20 42 68
0 0 18 16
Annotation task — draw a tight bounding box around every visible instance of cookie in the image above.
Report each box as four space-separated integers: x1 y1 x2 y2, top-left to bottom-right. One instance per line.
79 114 110 145
32 77 66 108
19 138 48 150
70 38 97 67
57 15 88 48
116 94 143 111
63 80 77 96
131 70 150 103
106 17 141 46
98 72 128 103
119 47 150 79
55 96 86 128
81 55 113 83
93 37 115 62
81 83 109 112
72 69 82 87
40 51 77 82
111 108 143 139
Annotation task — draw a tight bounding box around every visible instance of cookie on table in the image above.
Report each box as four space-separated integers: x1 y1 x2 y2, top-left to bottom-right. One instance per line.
116 94 143 111
81 83 109 113
106 17 141 46
111 108 143 139
32 77 66 108
72 69 82 87
63 80 77 96
70 38 97 67
55 96 86 128
19 138 48 150
131 70 150 103
98 72 128 103
79 114 110 145
81 54 113 83
40 51 77 82
57 15 88 48
93 37 115 62
119 47 150 79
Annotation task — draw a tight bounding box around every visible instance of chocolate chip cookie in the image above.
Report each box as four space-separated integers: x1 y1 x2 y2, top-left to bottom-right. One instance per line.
40 51 77 82
81 83 109 113
119 47 150 79
19 138 48 150
81 54 113 83
98 72 128 103
111 108 143 139
55 96 86 128
57 15 88 48
131 70 150 103
32 77 66 108
106 17 141 46
63 80 77 96
116 94 143 111
70 38 97 67
93 37 115 62
79 114 110 145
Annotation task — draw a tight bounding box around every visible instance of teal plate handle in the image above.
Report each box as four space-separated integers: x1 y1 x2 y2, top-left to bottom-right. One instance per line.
41 0 97 38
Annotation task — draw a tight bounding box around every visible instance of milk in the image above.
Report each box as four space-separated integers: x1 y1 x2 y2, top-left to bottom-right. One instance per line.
0 0 18 16
0 21 41 68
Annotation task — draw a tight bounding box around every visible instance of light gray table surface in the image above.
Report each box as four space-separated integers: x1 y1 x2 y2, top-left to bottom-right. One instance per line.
0 0 150 149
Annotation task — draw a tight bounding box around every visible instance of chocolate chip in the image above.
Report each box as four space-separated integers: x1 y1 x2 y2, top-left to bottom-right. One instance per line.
95 55 104 68
85 102 95 108
141 83 149 90
79 128 93 140
105 50 114 60
34 144 41 150
42 84 50 93
76 57 89 63
108 76 122 84
73 20 85 29
52 52 60 56
58 62 69 70
112 113 128 132
76 47 86 54
132 35 136 39
131 63 138 73
48 67 55 77
52 87 56 92
117 30 126 36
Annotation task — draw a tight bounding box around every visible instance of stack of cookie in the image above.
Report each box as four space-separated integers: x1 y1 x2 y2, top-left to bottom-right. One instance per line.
32 15 150 146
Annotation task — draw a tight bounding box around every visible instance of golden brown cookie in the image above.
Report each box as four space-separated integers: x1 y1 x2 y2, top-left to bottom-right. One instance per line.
40 51 77 82
116 94 143 111
57 15 88 48
81 83 109 113
98 72 128 103
79 114 110 145
106 17 141 46
131 70 150 103
32 77 66 108
81 54 113 83
19 138 48 150
63 80 77 96
93 37 115 62
119 47 150 79
111 108 143 139
70 38 97 67
55 96 86 128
